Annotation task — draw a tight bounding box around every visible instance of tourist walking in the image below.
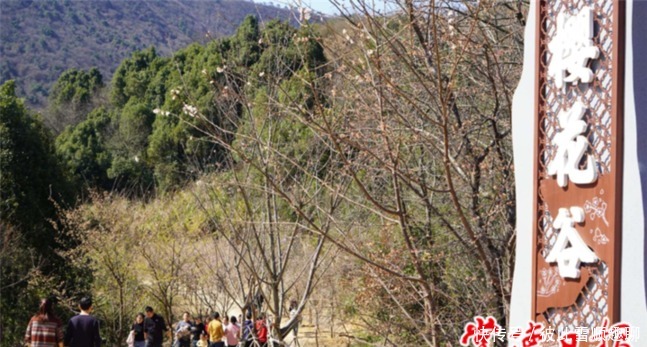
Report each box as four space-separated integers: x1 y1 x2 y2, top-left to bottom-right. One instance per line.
128 313 146 347
175 312 193 347
144 306 168 347
241 312 254 347
223 316 240 347
64 297 101 347
190 316 206 347
207 312 224 347
289 300 300 337
254 313 268 347
24 297 64 347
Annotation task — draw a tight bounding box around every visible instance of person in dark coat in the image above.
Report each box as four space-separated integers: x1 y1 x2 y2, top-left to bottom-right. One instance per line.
64 297 101 347
131 313 146 347
190 316 206 347
144 306 168 347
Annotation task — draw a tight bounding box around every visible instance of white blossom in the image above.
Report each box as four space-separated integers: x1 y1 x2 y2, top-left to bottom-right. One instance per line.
299 7 311 22
182 104 199 118
170 88 181 100
153 108 170 116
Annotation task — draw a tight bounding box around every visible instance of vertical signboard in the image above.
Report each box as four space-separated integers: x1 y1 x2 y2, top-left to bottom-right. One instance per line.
510 0 647 345
531 0 624 340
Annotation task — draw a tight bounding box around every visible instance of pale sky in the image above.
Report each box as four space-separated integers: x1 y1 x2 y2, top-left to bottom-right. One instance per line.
251 0 391 16
252 0 341 15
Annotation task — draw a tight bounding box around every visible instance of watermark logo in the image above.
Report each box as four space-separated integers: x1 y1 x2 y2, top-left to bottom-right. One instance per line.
459 316 638 347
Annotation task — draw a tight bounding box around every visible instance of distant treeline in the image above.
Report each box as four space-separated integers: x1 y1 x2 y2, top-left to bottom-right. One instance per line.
51 15 325 194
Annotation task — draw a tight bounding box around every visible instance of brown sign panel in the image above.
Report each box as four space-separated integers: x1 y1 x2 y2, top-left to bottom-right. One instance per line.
532 0 625 343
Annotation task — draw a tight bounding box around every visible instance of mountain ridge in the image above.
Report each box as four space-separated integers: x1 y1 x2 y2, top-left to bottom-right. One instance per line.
0 0 294 107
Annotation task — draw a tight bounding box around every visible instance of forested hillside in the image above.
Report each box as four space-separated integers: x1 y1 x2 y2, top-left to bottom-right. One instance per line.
1 1 527 346
0 0 293 107
2 14 329 345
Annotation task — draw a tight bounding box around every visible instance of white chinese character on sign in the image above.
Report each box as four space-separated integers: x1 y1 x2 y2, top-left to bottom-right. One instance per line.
545 207 598 279
548 6 600 88
547 101 597 187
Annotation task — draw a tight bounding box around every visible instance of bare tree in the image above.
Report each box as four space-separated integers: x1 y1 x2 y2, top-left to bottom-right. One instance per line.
178 2 525 344
190 90 346 343
155 21 350 345
59 192 145 345
302 1 525 344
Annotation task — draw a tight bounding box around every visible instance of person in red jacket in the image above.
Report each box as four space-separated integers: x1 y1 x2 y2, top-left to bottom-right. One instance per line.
254 313 268 347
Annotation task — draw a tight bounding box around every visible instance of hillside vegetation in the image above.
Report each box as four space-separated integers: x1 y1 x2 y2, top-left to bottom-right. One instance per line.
0 0 293 107
1 1 527 346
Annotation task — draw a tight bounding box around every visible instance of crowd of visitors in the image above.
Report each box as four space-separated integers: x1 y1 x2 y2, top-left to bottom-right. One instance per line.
130 307 282 347
165 310 269 347
24 297 299 347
